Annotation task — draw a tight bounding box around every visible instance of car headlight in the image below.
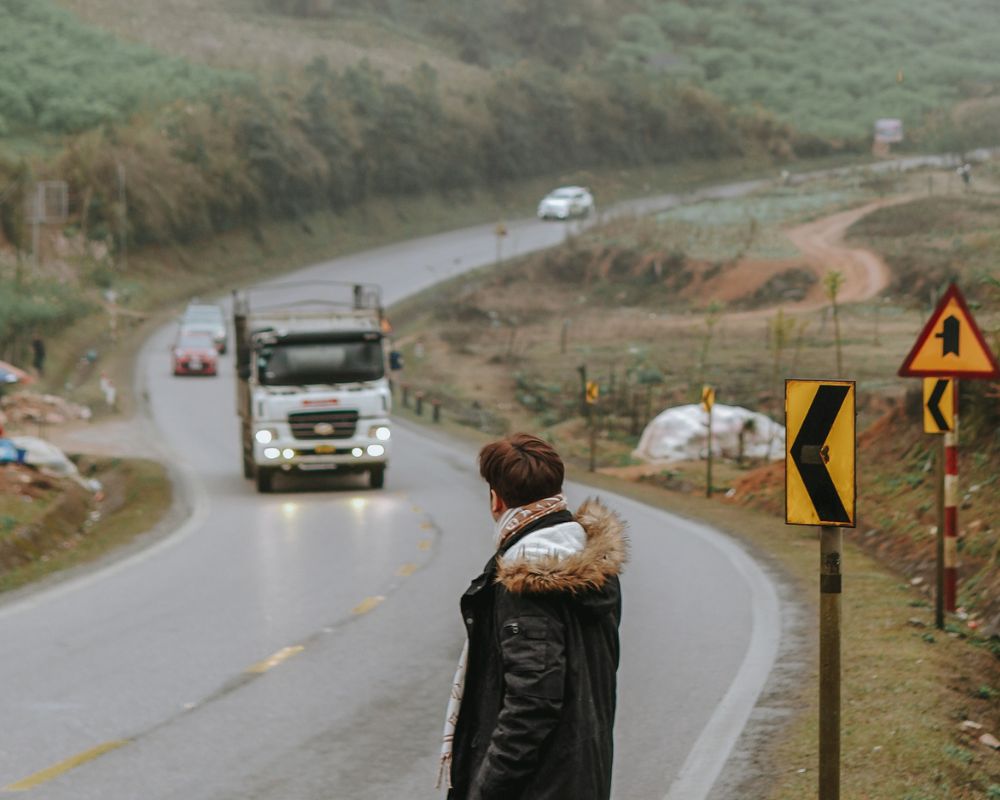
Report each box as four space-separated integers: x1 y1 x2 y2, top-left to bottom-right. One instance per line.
255 429 274 444
369 425 391 441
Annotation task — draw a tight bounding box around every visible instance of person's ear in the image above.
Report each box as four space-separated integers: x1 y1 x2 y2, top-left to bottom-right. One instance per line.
490 489 506 518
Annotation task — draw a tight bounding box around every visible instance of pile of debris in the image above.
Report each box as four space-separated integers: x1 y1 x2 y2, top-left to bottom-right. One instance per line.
0 461 60 500
0 435 102 494
0 392 92 429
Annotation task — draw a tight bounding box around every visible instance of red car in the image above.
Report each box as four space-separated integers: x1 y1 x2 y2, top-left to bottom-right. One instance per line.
172 331 218 376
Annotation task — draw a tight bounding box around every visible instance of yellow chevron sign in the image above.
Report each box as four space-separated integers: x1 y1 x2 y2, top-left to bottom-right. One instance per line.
923 377 954 434
701 385 715 412
786 380 856 527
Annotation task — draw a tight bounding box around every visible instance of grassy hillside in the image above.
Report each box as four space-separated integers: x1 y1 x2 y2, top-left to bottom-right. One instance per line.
604 0 1000 139
2 0 994 369
0 0 237 140
59 0 1000 142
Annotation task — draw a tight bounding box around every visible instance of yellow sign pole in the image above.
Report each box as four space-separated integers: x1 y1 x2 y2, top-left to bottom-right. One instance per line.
705 405 713 498
586 380 599 472
702 385 715 498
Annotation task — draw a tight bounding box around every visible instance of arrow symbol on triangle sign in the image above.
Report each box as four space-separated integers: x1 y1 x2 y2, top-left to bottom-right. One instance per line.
790 384 851 524
934 315 960 356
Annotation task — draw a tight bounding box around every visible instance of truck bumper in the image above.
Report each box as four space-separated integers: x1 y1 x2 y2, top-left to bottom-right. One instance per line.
253 433 390 472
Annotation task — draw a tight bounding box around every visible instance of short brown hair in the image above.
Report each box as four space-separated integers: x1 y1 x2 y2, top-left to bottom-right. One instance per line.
479 433 564 507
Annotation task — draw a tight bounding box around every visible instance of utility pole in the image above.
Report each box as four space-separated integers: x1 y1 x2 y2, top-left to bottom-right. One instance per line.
117 162 128 272
30 183 41 267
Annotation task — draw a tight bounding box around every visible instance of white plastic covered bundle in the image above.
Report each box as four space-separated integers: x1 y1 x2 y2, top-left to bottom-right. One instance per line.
633 403 785 463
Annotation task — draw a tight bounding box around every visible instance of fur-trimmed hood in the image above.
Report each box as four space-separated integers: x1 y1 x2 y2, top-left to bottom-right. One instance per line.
495 498 628 595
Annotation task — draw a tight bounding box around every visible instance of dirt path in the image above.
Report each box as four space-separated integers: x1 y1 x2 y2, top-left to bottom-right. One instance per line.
783 194 913 307
678 193 914 328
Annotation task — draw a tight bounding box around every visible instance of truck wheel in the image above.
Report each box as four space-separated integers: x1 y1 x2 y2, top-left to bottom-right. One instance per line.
256 467 274 493
369 466 385 489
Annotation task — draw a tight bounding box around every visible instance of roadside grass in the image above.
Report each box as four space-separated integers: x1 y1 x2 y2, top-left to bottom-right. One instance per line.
0 487 57 530
0 457 171 595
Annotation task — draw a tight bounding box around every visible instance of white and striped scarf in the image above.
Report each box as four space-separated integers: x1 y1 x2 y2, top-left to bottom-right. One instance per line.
436 493 568 790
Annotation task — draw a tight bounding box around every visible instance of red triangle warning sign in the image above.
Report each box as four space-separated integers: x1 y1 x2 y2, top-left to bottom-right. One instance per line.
899 284 1000 379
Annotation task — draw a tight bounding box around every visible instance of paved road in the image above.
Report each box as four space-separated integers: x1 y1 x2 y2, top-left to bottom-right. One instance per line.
7 173 899 799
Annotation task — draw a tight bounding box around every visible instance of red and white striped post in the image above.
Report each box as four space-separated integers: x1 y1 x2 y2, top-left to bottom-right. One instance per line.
942 384 959 612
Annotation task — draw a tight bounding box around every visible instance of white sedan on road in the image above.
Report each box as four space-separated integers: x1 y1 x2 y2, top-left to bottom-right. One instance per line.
537 186 595 220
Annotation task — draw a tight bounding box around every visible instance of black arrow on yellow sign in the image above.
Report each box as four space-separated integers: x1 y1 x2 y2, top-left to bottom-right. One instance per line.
789 384 851 524
926 378 951 432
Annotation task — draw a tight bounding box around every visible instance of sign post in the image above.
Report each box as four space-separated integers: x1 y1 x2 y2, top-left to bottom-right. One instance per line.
495 221 507 267
899 284 1000 617
786 379 856 800
701 385 716 498
943 399 959 613
586 380 599 472
922 376 954 628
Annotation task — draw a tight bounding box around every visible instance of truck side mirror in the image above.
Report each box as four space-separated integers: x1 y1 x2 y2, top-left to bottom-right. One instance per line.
237 365 251 380
389 351 404 371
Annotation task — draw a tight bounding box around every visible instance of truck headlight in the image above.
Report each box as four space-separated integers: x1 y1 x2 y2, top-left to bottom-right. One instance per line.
282 448 295 459
367 444 385 457
369 425 391 441
255 429 274 444
263 447 280 460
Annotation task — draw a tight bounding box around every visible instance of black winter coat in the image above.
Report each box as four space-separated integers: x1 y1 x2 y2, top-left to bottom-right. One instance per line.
447 499 628 800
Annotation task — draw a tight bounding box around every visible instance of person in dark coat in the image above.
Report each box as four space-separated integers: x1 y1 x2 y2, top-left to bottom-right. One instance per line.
31 333 46 376
438 433 628 800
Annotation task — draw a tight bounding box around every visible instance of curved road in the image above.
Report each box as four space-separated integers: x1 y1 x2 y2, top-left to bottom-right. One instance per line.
6 161 948 797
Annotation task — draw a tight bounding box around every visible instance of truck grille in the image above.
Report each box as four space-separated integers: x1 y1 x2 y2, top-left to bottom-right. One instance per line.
288 409 359 440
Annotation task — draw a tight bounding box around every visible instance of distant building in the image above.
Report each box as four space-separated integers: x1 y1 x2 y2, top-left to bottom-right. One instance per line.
872 118 903 157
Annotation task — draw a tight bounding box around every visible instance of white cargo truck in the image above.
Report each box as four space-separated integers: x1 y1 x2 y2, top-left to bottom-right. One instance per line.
234 282 392 493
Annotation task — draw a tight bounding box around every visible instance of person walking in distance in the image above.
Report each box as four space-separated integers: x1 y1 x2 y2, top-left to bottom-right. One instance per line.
31 333 46 377
438 433 628 799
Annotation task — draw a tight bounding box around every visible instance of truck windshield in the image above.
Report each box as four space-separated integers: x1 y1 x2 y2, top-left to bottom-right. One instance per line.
257 341 384 385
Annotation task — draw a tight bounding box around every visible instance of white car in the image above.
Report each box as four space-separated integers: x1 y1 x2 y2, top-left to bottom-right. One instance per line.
182 302 228 353
537 186 594 221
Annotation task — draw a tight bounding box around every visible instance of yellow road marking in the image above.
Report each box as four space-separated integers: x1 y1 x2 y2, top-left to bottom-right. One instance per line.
412 505 422 513
352 596 385 615
420 522 433 530
3 740 129 792
417 539 432 551
396 563 417 577
246 645 304 675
